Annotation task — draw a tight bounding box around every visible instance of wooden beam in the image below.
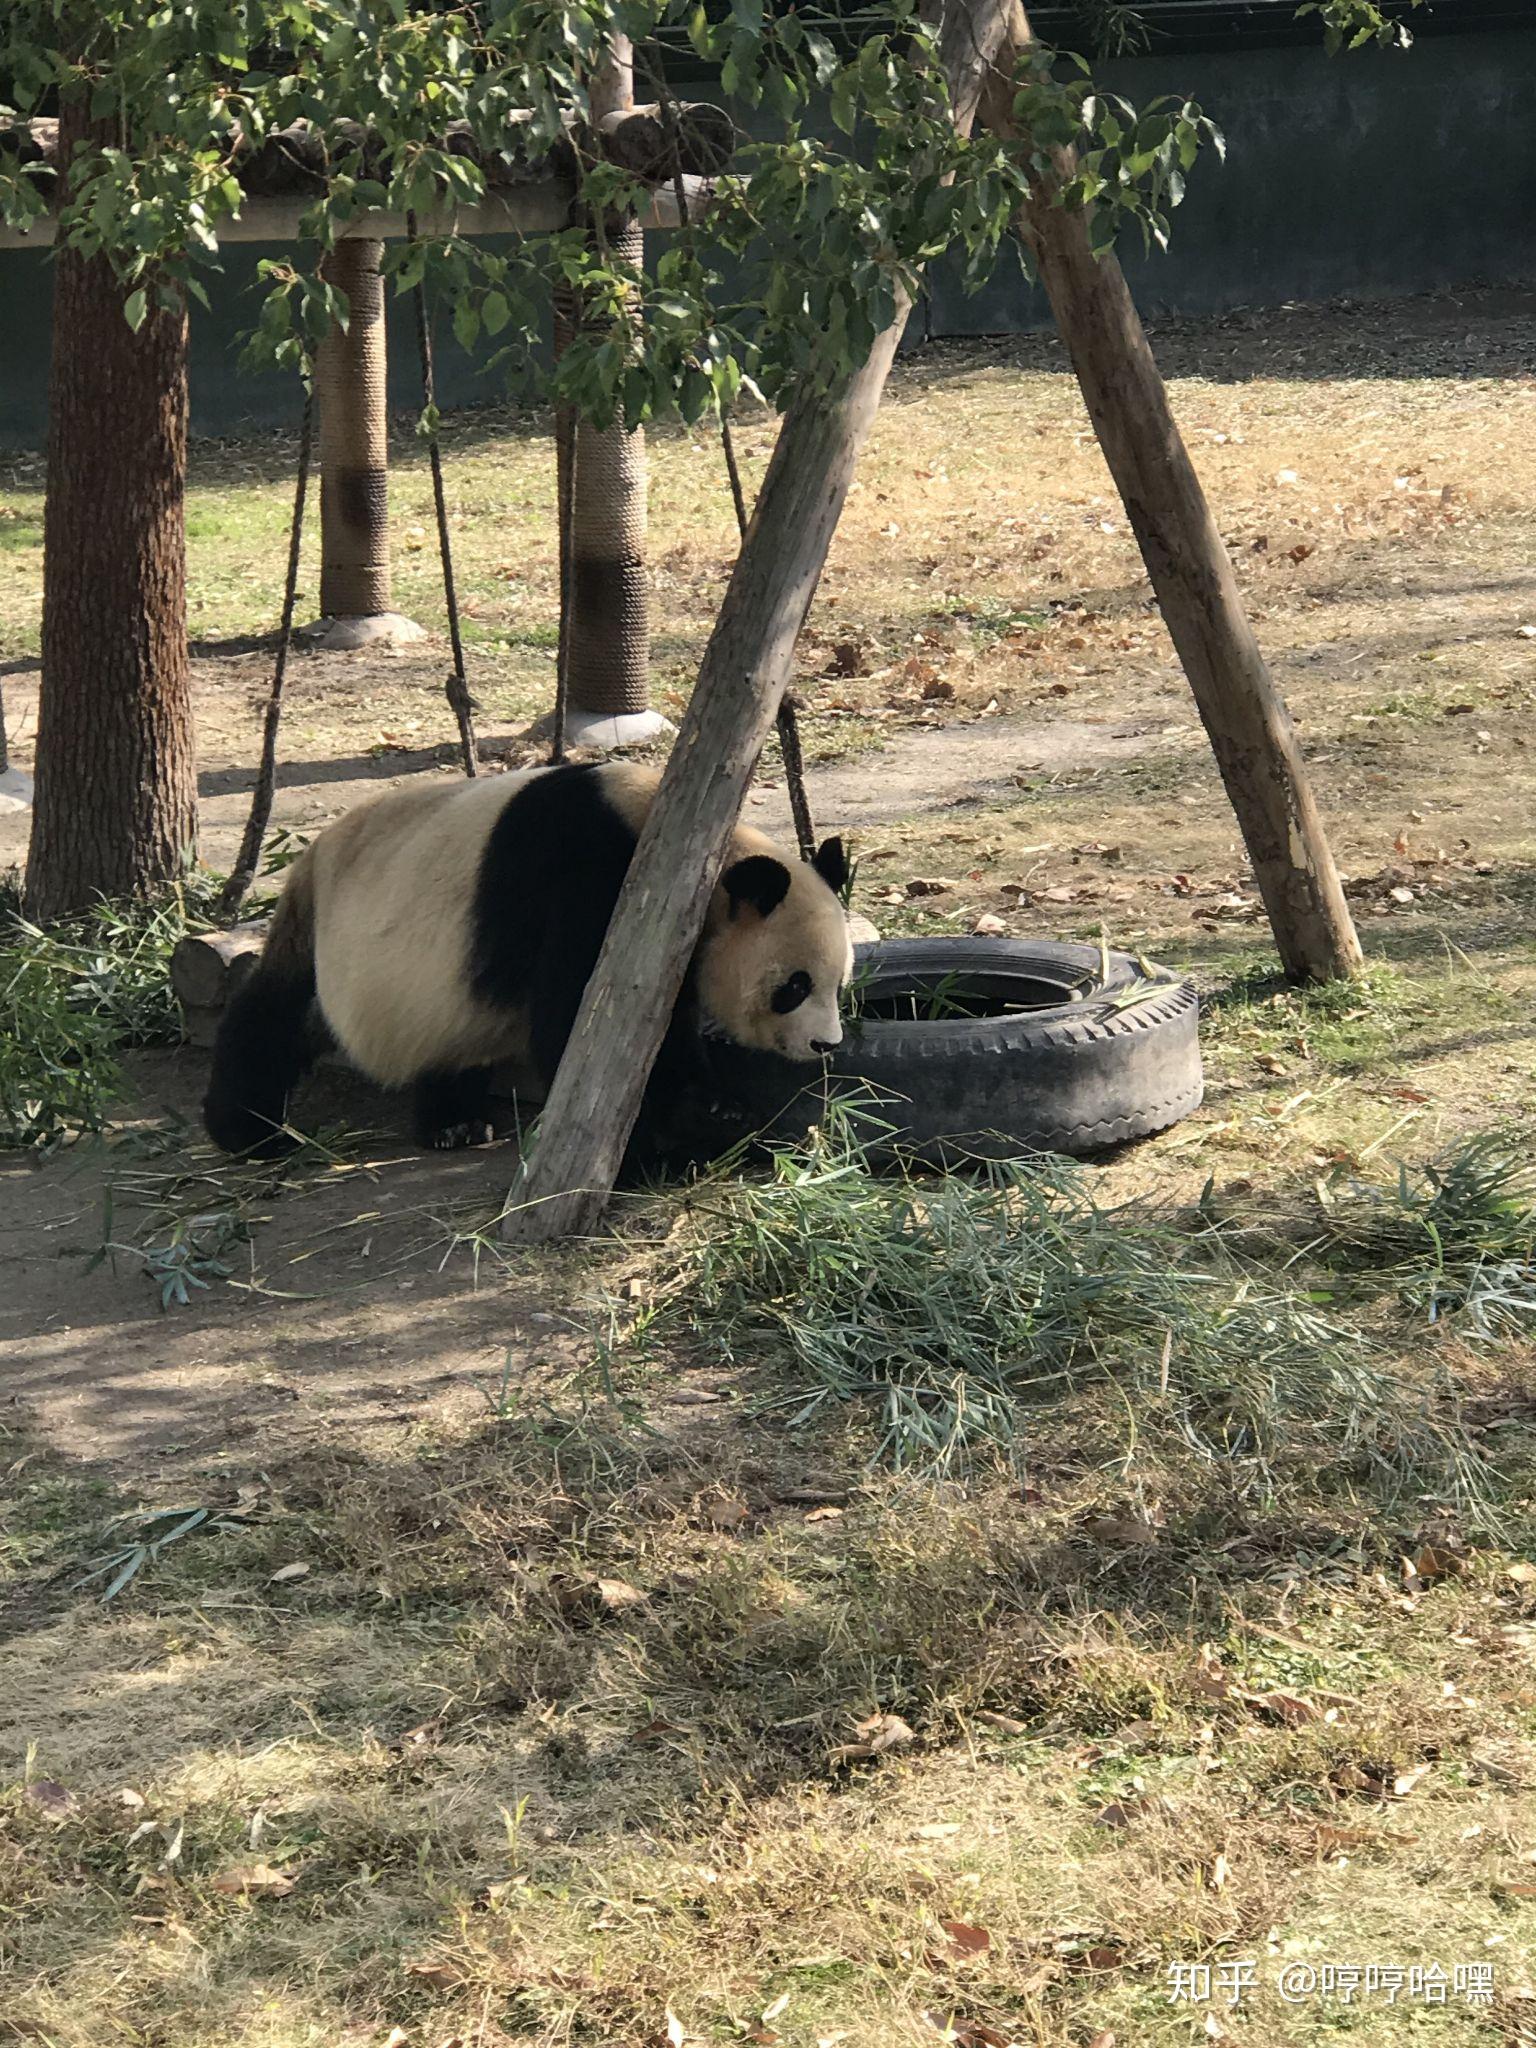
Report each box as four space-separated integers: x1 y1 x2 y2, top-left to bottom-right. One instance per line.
0 110 730 249
502 0 1020 1244
0 178 714 250
980 6 1361 983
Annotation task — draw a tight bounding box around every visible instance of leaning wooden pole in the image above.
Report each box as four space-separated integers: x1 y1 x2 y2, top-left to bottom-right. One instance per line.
504 0 1017 1243
982 9 1361 983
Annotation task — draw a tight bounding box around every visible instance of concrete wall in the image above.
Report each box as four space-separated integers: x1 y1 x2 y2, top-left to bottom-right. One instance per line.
1 28 1532 446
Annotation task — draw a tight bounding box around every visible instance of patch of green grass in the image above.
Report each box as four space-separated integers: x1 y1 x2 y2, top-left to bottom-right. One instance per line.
0 512 41 554
928 593 1050 646
1312 1130 1536 1338
1358 690 1451 724
0 1471 120 1580
0 879 217 1151
640 1108 1488 1506
1205 963 1425 1073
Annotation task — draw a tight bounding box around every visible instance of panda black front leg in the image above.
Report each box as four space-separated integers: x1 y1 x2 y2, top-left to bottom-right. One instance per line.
413 1067 498 1151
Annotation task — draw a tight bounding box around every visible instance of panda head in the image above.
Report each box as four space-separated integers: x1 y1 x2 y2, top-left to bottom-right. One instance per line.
698 835 854 1062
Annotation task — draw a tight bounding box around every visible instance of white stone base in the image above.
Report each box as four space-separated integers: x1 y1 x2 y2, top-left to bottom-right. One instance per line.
532 706 676 753
0 765 34 812
300 612 428 652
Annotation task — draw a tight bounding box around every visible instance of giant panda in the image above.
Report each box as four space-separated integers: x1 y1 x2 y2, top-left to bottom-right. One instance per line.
203 761 853 1177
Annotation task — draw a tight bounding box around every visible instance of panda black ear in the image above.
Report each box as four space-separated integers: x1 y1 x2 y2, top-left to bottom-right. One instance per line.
812 836 849 895
722 854 791 921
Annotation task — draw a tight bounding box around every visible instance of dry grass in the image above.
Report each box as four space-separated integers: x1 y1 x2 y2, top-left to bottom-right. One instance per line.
5 1392 1536 2047
5 289 1536 2044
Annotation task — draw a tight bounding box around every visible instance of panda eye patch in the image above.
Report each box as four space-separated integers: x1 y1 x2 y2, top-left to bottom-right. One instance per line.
771 970 813 1015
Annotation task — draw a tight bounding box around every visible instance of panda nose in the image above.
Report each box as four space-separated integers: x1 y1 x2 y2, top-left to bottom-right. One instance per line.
812 1036 839 1055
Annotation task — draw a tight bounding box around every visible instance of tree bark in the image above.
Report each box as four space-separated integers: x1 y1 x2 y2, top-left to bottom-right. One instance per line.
554 35 654 738
504 0 1017 1242
25 100 195 924
981 10 1361 983
316 237 392 620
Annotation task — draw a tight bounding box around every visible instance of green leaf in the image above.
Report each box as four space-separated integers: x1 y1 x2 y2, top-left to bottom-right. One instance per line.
123 288 148 333
482 289 510 335
679 364 713 424
453 298 481 352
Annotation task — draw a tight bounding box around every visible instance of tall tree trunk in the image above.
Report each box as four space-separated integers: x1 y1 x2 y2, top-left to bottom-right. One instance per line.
26 99 195 924
554 34 661 748
504 0 1017 1242
982 8 1361 983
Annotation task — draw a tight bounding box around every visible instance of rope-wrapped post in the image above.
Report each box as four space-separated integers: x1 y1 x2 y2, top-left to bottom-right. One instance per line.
308 238 424 651
0 682 27 809
551 38 670 751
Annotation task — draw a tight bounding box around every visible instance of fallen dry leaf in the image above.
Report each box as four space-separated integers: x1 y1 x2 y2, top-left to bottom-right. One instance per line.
703 1496 749 1531
1316 1824 1388 1853
1075 1945 1126 1972
1411 1544 1463 1583
825 641 869 677
1093 1800 1142 1828
23 1779 76 1822
268 1561 311 1584
915 1821 963 1841
211 1861 297 1898
1192 1645 1231 1700
631 1717 687 1742
1242 1688 1330 1728
972 913 1007 937
1083 1514 1159 1547
1393 1762 1434 1798
973 1710 1028 1734
596 1577 647 1610
405 1958 463 1991
940 1920 992 1958
831 1712 915 1762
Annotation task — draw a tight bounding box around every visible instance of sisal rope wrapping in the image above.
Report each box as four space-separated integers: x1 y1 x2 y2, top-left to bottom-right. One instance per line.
554 216 650 718
316 238 391 618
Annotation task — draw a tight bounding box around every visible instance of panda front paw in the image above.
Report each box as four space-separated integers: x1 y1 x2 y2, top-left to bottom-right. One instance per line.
427 1119 498 1151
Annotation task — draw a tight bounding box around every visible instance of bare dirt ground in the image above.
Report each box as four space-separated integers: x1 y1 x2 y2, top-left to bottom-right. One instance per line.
4 289 1535 1482
4 291 1536 2048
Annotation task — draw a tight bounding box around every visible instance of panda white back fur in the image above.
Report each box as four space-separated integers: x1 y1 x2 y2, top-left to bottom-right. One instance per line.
203 761 853 1172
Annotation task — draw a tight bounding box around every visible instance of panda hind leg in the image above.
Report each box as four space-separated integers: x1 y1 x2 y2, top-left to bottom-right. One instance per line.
413 1066 498 1151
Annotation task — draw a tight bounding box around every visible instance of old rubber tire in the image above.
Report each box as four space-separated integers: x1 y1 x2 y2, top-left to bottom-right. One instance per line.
816 936 1202 1162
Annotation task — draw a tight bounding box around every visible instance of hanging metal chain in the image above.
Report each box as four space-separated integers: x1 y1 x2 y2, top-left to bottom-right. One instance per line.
407 213 478 778
551 409 577 763
217 387 314 923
